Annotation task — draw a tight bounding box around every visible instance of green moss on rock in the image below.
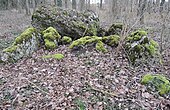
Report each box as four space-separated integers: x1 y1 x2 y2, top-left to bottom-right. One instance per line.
141 74 170 95
42 53 64 60
3 45 18 53
125 30 159 64
102 35 120 47
69 36 102 49
42 27 61 49
107 23 123 36
95 41 107 53
61 36 72 44
44 39 56 49
43 27 61 40
14 27 37 45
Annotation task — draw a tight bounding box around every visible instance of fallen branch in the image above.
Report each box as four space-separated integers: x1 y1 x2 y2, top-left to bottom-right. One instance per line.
85 82 119 98
21 77 50 95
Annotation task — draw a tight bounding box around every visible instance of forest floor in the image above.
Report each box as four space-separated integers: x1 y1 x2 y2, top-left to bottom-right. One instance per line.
0 10 170 109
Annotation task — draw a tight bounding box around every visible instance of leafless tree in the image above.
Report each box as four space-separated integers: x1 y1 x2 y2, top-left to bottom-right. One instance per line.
72 0 76 9
25 0 31 15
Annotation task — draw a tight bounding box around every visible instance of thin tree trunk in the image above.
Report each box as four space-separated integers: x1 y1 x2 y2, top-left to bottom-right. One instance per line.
160 0 165 12
7 0 11 10
25 0 31 15
64 0 68 8
57 0 62 7
54 0 57 6
17 0 22 13
72 0 76 9
111 0 118 22
139 0 147 24
32 0 36 12
80 0 85 11
100 0 103 9
168 0 170 13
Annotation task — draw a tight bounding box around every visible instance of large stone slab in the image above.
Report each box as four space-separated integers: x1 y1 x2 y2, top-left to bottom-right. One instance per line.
31 5 100 39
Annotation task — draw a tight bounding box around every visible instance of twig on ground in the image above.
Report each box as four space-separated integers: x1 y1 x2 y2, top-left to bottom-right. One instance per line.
85 82 119 98
21 77 50 95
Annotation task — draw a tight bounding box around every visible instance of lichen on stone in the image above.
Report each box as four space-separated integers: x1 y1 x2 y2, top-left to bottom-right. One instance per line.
42 27 61 49
42 53 64 60
141 74 170 95
102 35 120 47
61 36 72 44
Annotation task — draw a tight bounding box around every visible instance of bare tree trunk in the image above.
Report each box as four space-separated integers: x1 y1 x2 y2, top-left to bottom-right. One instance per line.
72 0 76 9
25 0 31 15
100 0 103 9
7 0 11 10
111 0 118 22
139 0 147 24
54 0 57 6
80 0 85 11
32 0 36 12
160 0 165 12
130 0 133 12
17 0 22 13
64 0 68 8
147 0 152 14
85 0 90 9
57 0 62 7
169 0 170 13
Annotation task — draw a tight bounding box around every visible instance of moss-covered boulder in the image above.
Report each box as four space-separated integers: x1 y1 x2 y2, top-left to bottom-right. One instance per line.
32 5 99 39
125 30 159 64
0 27 40 63
42 27 61 49
102 35 120 47
106 23 123 36
141 74 170 95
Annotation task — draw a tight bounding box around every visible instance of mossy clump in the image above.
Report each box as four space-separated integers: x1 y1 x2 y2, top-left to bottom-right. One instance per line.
61 36 72 44
102 35 120 47
44 39 56 49
42 27 61 49
69 36 102 49
125 30 159 64
69 36 108 53
42 53 64 60
3 45 18 53
107 23 123 36
141 74 170 95
127 30 148 42
14 27 37 45
96 41 108 53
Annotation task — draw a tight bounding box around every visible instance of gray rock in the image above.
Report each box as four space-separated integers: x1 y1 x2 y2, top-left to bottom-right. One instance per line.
31 5 100 39
0 28 40 63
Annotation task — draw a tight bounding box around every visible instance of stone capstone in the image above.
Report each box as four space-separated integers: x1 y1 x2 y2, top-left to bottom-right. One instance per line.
31 5 100 40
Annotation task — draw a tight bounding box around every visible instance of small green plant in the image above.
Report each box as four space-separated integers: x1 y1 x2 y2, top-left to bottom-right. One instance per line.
42 53 64 60
75 99 86 110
